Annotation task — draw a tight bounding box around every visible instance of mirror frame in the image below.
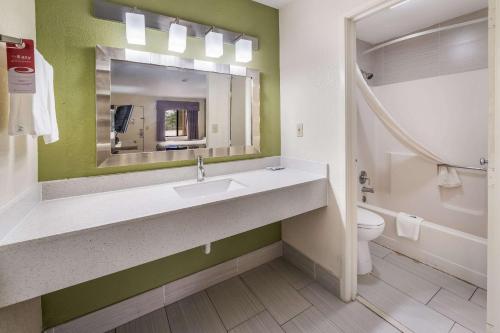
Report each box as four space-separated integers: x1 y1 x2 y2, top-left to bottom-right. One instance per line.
95 45 261 168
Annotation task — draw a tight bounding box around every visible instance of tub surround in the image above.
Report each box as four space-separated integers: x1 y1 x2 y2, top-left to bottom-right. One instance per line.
0 157 327 309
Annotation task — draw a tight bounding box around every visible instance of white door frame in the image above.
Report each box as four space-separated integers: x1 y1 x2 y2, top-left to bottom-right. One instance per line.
488 1 499 331
343 4 499 332
342 0 412 302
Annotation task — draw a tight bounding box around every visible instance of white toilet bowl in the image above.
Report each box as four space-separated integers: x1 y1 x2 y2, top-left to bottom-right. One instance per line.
357 207 385 275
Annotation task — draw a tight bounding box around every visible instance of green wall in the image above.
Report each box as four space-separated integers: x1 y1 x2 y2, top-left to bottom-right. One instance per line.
42 223 281 328
35 0 281 328
36 0 280 181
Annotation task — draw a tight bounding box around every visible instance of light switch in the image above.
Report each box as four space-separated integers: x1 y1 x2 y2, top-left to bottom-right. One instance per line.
296 123 304 137
211 124 219 133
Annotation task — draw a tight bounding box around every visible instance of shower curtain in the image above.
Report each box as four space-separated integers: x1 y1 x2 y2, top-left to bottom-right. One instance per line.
355 65 461 187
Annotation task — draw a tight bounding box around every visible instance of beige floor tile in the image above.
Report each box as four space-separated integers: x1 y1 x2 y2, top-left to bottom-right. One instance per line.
372 256 441 303
450 323 474 333
116 309 170 333
470 288 487 308
428 289 486 333
384 253 476 300
241 264 311 324
229 311 284 333
301 283 399 333
269 258 313 290
358 274 454 333
166 291 225 333
207 277 264 329
282 307 342 333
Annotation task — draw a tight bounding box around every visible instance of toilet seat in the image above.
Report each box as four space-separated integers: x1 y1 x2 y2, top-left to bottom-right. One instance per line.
358 208 384 229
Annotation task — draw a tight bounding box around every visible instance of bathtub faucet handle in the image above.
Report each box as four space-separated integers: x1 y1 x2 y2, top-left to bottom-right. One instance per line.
359 170 371 185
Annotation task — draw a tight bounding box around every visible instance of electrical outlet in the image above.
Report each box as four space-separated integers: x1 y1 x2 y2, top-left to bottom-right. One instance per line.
296 123 304 137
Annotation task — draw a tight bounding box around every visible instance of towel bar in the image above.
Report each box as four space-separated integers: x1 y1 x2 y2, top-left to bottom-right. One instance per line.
0 34 24 47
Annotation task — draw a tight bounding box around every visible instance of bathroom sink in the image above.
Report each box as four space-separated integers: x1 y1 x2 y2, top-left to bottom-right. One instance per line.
174 179 247 199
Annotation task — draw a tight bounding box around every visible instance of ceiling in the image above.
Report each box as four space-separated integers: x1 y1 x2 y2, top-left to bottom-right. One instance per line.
356 0 488 45
111 61 207 98
252 0 292 9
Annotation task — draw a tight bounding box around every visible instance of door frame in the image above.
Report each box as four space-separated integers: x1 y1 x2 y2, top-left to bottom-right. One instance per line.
342 0 413 302
343 3 498 331
487 1 498 331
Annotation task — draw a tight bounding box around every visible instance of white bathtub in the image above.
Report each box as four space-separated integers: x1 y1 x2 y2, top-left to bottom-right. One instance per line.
359 202 487 288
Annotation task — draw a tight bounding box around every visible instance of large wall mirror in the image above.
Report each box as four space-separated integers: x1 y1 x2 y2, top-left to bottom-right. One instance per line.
96 46 260 167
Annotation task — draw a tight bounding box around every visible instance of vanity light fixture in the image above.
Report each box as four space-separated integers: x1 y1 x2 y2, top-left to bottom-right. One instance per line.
168 20 187 53
125 12 146 45
205 28 224 58
235 36 252 63
390 0 412 9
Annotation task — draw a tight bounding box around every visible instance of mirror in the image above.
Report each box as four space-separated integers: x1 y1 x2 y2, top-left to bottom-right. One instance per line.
96 46 260 168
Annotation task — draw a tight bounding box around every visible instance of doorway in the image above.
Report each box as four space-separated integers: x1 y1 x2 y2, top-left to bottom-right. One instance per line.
344 0 496 331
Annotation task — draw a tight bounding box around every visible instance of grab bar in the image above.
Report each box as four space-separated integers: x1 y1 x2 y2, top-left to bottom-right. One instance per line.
438 164 487 172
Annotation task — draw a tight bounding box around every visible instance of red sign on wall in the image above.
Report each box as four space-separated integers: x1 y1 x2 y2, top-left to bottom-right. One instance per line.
6 39 36 94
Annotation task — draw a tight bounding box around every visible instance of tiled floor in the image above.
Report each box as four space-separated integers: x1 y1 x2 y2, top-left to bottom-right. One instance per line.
108 257 398 333
107 244 487 333
360 242 487 333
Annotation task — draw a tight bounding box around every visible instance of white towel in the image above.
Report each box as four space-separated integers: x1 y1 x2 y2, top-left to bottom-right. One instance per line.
8 50 59 144
396 212 424 241
437 165 462 188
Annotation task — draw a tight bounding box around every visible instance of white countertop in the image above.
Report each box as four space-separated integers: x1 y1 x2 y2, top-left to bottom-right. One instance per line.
0 167 325 248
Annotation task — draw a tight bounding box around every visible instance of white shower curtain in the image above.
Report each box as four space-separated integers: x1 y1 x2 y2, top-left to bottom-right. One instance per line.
355 65 461 187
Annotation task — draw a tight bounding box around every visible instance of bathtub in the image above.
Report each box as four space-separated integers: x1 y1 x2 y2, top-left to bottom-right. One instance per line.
358 202 487 288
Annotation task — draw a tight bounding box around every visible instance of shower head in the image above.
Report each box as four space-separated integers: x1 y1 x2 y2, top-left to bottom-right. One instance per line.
361 69 374 80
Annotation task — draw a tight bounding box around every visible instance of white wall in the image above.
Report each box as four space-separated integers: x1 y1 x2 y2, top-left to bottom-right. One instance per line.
357 69 488 237
0 0 38 208
280 0 372 295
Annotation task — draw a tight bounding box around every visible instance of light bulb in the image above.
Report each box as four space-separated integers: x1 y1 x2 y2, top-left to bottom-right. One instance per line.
125 12 146 45
235 38 252 63
168 23 187 53
205 31 224 58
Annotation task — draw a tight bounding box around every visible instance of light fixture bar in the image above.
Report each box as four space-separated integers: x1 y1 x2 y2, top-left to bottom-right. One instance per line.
93 0 259 50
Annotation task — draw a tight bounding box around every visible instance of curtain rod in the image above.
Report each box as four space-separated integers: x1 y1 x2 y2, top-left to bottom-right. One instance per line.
362 17 487 55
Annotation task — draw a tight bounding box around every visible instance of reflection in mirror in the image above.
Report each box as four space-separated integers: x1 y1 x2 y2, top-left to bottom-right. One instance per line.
110 60 253 155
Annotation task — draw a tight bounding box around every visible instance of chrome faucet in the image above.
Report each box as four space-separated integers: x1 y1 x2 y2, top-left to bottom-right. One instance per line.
197 156 205 182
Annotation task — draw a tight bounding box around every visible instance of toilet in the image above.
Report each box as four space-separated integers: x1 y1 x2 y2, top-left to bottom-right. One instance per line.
357 207 385 275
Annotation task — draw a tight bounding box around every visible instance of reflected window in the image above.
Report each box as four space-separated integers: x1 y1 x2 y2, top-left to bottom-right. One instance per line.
165 110 187 137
